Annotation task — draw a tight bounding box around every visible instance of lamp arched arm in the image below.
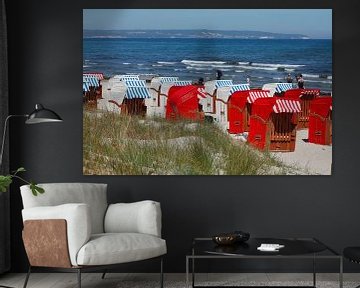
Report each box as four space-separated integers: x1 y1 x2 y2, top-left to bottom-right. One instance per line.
0 114 28 168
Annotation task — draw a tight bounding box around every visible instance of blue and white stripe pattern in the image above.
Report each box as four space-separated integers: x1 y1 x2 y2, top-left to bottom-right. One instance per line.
125 80 150 99
83 76 99 86
125 80 146 88
83 75 99 92
114 74 140 81
229 84 250 94
215 80 233 88
275 83 293 93
121 75 140 81
83 82 90 92
160 77 178 84
173 80 192 86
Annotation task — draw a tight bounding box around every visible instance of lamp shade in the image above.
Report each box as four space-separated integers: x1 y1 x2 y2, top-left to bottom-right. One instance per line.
25 104 63 124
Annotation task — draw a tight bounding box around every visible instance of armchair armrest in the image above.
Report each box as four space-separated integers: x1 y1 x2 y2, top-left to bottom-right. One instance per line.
22 203 91 266
104 200 162 237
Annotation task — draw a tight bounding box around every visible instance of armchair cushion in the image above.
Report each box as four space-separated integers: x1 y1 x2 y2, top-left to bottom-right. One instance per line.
104 200 162 237
22 203 91 266
76 233 167 266
20 183 108 234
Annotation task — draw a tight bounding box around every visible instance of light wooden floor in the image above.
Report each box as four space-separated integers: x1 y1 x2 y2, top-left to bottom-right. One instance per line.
0 273 359 288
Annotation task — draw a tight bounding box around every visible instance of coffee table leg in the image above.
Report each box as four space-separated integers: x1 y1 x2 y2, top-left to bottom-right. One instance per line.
313 255 316 287
186 257 189 288
339 257 343 288
192 257 195 288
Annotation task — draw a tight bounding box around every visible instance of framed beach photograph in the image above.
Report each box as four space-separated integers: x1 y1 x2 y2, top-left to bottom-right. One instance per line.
82 9 332 176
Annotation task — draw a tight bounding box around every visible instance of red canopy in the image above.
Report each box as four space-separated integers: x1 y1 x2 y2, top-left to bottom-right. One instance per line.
284 88 320 99
309 96 332 118
252 97 301 121
228 89 270 109
166 85 202 120
228 90 248 110
247 90 271 103
273 98 301 113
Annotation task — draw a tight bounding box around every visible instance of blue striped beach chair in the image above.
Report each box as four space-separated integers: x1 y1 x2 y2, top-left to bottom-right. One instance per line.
159 77 179 84
262 82 294 96
230 84 250 94
114 74 140 81
121 80 151 115
124 80 151 99
83 75 99 87
275 83 294 94
83 74 102 104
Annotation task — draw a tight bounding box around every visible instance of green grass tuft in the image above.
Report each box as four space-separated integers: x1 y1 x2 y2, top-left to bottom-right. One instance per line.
83 108 290 175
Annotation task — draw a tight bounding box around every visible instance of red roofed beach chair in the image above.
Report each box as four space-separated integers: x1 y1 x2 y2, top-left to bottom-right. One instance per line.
308 96 332 145
228 89 271 134
166 85 204 121
284 88 320 129
248 97 301 152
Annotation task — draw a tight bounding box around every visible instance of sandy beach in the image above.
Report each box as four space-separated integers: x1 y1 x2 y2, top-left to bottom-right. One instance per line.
272 129 332 175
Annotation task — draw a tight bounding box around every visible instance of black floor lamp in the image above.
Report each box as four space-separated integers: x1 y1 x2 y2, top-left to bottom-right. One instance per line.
0 103 62 288
0 103 63 167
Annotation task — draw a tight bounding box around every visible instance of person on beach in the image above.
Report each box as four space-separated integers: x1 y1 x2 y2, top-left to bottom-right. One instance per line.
246 75 251 87
195 77 204 86
286 73 293 83
297 74 305 89
216 70 223 80
195 78 205 113
193 77 205 86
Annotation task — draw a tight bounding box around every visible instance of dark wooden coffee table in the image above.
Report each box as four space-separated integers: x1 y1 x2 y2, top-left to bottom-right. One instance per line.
186 237 342 288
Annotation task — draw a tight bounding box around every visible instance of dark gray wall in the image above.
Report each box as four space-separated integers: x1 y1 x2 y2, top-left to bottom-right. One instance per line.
5 0 360 273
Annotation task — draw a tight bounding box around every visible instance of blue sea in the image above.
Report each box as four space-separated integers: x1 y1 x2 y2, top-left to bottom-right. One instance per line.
83 38 332 91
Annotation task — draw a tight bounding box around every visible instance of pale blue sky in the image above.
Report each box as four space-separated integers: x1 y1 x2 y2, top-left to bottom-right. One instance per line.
83 9 332 39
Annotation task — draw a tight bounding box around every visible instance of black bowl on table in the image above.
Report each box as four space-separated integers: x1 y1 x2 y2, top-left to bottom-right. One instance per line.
212 231 250 245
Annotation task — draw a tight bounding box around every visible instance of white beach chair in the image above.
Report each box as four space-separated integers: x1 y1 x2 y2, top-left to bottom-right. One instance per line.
262 83 293 96
214 84 250 131
201 80 233 115
147 77 179 117
97 76 127 112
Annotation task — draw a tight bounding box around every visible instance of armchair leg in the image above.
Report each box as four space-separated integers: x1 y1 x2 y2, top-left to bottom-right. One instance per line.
23 266 31 288
160 257 164 288
101 270 107 279
77 268 81 288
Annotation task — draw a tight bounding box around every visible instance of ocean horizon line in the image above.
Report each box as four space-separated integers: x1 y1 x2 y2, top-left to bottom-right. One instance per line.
83 29 332 40
83 29 321 40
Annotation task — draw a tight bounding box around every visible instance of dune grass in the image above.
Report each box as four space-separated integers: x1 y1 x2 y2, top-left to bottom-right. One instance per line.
83 109 290 175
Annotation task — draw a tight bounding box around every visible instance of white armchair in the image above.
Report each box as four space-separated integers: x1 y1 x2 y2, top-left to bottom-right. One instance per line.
20 183 166 288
